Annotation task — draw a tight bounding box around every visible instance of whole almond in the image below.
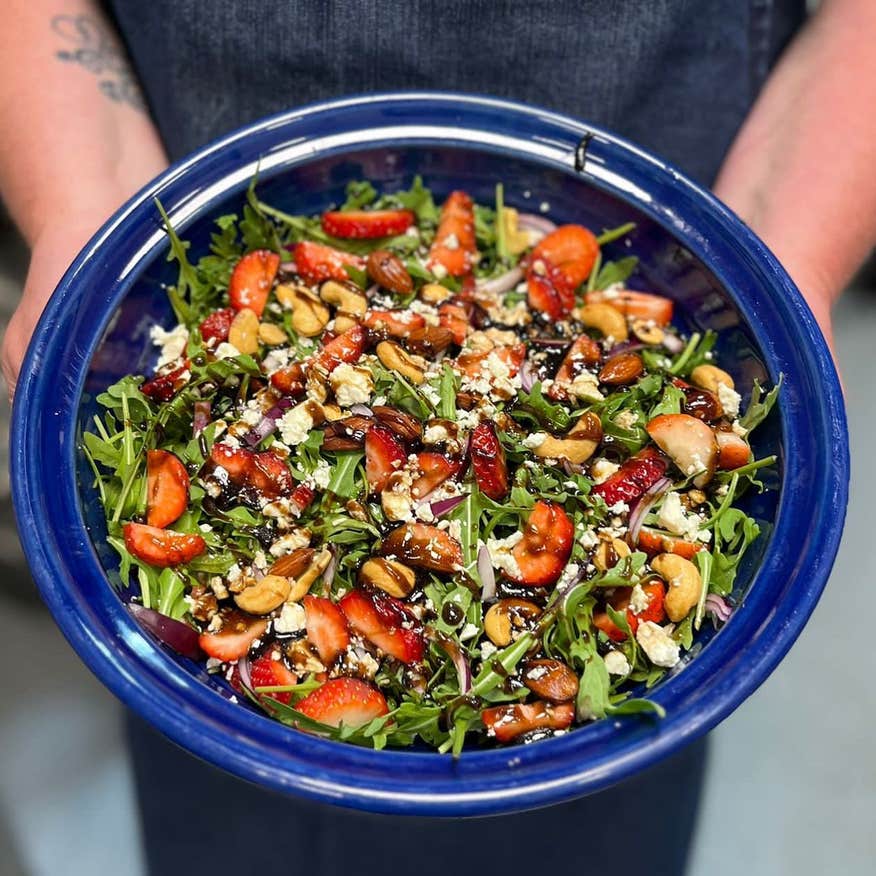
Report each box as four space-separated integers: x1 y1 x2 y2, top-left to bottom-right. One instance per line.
598 352 644 385
372 405 423 442
322 415 373 451
406 325 454 357
522 659 579 702
268 547 314 578
366 249 413 295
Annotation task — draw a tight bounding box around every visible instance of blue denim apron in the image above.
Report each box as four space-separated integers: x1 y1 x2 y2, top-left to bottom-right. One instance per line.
107 2 805 872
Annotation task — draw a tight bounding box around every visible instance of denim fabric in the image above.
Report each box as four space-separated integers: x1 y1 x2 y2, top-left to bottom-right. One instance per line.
107 0 805 184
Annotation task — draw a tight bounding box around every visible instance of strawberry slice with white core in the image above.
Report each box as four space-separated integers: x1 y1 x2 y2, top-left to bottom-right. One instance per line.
198 612 268 662
295 678 389 729
339 589 425 663
303 595 350 665
365 424 407 493
646 413 718 487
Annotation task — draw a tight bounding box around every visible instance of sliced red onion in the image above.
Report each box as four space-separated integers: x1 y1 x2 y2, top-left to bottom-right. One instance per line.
430 494 467 517
322 545 338 589
557 566 588 613
519 360 536 393
628 477 672 546
607 340 647 356
517 213 557 237
662 333 684 354
705 593 733 623
280 260 297 273
349 404 374 417
128 604 202 660
435 634 472 694
237 654 254 691
193 400 211 437
478 543 497 602
365 283 379 298
476 266 523 296
243 398 293 447
562 460 586 477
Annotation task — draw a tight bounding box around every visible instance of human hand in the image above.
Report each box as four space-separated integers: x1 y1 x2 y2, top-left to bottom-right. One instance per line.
1 207 118 398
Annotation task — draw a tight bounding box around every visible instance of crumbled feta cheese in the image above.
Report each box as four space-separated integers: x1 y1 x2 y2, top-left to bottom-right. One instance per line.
579 528 599 550
522 432 547 449
423 423 450 444
608 500 629 515
214 342 241 360
717 383 741 418
269 530 311 557
591 458 619 484
731 421 748 437
486 531 524 578
330 363 374 408
150 323 189 368
629 583 650 615
604 650 631 676
311 460 331 490
658 491 688 535
262 347 290 375
277 403 314 445
614 410 638 430
556 562 581 589
459 623 479 642
685 453 706 476
481 640 498 660
568 371 604 402
273 602 306 634
432 263 448 279
636 621 680 668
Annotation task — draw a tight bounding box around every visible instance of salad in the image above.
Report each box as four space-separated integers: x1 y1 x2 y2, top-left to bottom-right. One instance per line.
83 177 779 752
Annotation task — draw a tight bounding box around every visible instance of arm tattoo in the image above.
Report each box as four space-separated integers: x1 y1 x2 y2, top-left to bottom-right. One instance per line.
51 14 145 112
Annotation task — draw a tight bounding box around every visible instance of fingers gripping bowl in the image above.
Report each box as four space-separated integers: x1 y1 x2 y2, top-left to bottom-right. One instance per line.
11 94 847 814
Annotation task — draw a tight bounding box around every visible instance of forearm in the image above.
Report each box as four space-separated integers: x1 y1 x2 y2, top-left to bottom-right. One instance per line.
0 0 167 245
713 0 876 341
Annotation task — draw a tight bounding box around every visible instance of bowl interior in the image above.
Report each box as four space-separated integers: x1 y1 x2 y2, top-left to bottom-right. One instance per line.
16 95 843 816
79 144 780 717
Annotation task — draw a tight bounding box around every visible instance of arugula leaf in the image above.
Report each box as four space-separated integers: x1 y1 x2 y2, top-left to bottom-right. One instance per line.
512 381 570 431
325 451 364 499
739 376 783 432
596 222 636 246
594 256 638 290
390 176 439 225
341 180 378 210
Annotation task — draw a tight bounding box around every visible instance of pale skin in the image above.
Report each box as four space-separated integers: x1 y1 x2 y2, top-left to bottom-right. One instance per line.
1 0 874 395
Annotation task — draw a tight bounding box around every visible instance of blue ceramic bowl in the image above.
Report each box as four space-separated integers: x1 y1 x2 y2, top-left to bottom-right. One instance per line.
11 93 847 815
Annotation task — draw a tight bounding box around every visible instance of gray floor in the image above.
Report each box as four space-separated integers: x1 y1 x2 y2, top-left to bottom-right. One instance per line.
0 224 872 876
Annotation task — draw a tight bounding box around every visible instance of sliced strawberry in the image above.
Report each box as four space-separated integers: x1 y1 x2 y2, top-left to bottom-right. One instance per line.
438 301 471 345
141 361 190 403
123 522 206 568
210 443 293 500
312 324 367 374
270 362 307 397
427 190 477 277
547 335 602 400
295 677 389 728
339 590 425 664
322 209 414 239
303 595 350 665
470 422 508 500
526 225 598 319
362 309 426 339
482 700 574 743
290 483 316 515
646 414 718 487
715 430 751 470
229 250 280 318
380 523 464 574
365 425 407 493
591 447 668 507
411 452 462 499
594 580 667 641
585 289 673 326
199 307 236 345
637 528 703 560
146 449 189 528
199 611 268 662
292 241 365 284
508 501 574 587
248 649 299 705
